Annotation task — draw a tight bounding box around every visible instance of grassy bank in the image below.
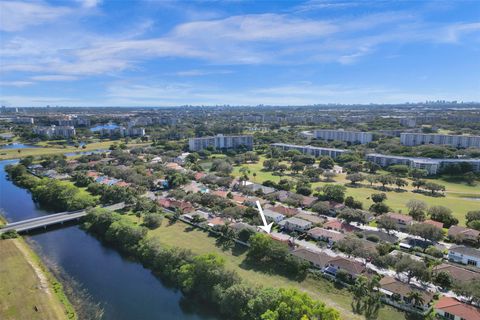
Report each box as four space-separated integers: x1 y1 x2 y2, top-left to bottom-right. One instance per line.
140 217 406 320
0 218 76 320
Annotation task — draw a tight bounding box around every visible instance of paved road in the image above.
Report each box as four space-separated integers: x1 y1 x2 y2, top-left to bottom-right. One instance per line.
0 203 125 234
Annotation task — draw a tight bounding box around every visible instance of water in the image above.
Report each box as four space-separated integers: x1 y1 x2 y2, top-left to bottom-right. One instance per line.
90 123 119 132
0 159 217 320
0 142 39 149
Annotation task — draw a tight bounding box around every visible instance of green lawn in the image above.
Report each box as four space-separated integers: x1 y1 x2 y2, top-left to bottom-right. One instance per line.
141 219 406 320
0 141 149 160
230 156 479 225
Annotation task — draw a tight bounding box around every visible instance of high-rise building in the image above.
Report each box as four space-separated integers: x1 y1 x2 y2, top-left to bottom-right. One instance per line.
313 129 373 144
366 153 480 175
33 125 76 138
271 143 349 159
400 133 480 148
189 134 253 151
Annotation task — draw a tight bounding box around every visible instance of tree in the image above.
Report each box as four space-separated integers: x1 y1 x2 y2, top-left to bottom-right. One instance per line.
409 168 428 179
319 156 334 169
409 223 443 243
466 210 480 224
412 179 426 190
318 184 346 203
350 276 368 313
311 201 331 215
376 215 398 234
453 278 480 305
394 178 408 190
263 159 279 171
369 202 390 215
290 161 305 174
365 175 377 186
346 173 364 185
388 164 410 177
345 196 363 209
395 255 428 283
371 193 387 203
424 182 446 195
433 271 453 290
376 175 394 189
406 291 424 307
338 208 367 224
211 159 233 175
322 171 337 182
143 212 163 229
428 206 458 228
296 185 312 196
406 199 428 221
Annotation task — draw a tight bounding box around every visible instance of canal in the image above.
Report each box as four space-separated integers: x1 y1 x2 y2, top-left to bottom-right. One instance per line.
0 159 217 320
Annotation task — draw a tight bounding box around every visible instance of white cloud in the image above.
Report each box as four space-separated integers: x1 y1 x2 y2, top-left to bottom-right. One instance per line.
0 80 34 87
77 0 102 8
30 75 78 81
0 1 71 32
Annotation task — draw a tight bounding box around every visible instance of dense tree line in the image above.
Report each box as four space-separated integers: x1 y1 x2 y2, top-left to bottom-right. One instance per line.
6 164 97 211
83 209 340 320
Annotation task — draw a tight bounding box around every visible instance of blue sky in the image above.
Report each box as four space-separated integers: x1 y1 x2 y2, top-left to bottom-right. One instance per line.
0 0 479 107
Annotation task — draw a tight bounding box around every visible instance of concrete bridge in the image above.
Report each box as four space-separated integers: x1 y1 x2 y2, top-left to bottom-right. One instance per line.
0 203 125 234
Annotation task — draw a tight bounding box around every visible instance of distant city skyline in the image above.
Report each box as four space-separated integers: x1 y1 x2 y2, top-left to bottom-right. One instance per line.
1 0 479 107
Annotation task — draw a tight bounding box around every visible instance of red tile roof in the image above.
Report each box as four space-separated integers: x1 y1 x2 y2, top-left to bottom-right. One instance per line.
436 296 480 320
323 219 359 233
270 205 299 217
424 219 444 229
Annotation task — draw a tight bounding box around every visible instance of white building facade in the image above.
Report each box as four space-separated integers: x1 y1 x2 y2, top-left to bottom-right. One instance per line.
400 133 480 148
188 134 253 151
271 143 349 159
314 129 373 144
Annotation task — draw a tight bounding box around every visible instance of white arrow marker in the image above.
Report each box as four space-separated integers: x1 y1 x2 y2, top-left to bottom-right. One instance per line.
256 201 273 234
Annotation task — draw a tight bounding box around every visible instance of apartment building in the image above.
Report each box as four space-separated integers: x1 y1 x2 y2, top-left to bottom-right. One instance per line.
271 143 349 159
12 117 34 124
57 116 91 127
366 153 480 175
400 133 480 148
33 125 76 138
188 134 253 151
314 129 373 144
101 126 145 137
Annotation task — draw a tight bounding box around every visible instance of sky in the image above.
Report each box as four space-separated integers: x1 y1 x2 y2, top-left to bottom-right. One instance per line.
0 0 479 107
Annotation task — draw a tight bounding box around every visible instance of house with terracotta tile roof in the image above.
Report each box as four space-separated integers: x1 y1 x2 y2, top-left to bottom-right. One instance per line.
385 212 414 231
323 257 370 280
292 248 332 269
307 227 345 244
448 225 480 244
435 296 480 320
423 219 444 229
433 263 480 283
270 205 300 217
194 172 206 181
379 276 434 314
323 219 359 233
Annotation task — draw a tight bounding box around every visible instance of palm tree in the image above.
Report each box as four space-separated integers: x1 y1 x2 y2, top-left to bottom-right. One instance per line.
407 291 424 307
350 276 368 313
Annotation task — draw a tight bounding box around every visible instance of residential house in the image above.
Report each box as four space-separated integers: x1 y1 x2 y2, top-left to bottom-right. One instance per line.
278 217 312 232
385 213 414 231
292 248 332 269
242 182 276 195
379 277 434 314
307 227 345 245
263 209 286 223
294 212 325 225
323 219 359 233
433 263 480 283
448 246 480 268
270 205 300 217
435 296 480 320
448 225 480 244
362 230 398 244
423 219 444 229
323 257 369 281
194 172 206 181
300 195 317 208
